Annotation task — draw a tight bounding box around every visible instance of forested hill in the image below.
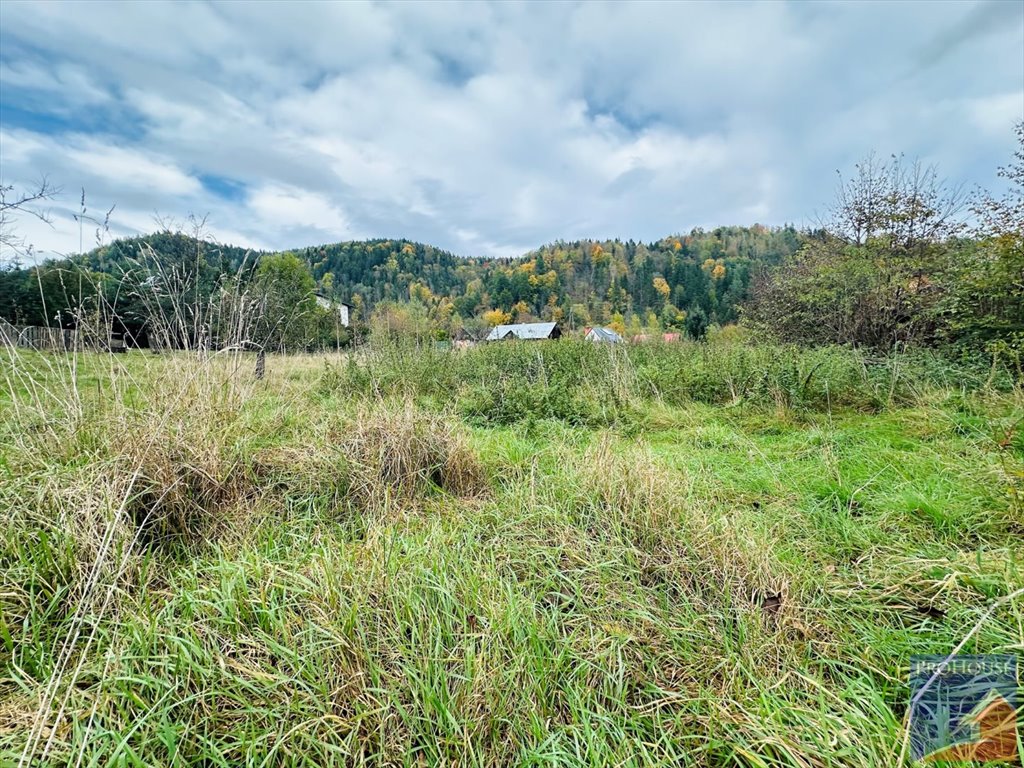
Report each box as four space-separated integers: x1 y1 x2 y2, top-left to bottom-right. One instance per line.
298 225 803 329
0 225 803 332
85 230 260 275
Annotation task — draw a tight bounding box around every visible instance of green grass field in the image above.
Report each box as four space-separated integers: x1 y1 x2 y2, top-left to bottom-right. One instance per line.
1 341 1022 766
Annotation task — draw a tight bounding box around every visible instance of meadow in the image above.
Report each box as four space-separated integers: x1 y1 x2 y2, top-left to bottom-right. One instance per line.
1 339 1022 766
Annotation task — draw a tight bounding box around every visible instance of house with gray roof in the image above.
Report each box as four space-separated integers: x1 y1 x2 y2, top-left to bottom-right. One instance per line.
584 326 624 343
485 321 562 342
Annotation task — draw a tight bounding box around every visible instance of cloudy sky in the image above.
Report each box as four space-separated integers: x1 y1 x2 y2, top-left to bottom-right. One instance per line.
1 0 1021 261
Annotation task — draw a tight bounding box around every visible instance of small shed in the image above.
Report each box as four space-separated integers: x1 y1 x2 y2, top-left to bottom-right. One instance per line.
485 321 562 342
584 327 623 343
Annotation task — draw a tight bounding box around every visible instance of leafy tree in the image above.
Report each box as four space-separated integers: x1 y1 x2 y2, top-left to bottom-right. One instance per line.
369 300 433 341
569 302 591 328
652 276 670 307
660 302 685 330
252 252 318 352
744 154 967 348
482 308 511 327
938 123 1024 356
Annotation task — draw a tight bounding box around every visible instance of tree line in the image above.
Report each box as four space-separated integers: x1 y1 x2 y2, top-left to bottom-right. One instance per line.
0 224 802 347
0 232 350 352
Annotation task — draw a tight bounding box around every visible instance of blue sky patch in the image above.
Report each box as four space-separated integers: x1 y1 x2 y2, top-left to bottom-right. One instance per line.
199 174 247 202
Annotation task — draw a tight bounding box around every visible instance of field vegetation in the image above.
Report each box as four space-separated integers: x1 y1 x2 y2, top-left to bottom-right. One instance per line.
2 338 1022 766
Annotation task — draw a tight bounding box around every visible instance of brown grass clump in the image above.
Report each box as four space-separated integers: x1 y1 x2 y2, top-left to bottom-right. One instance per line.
99 367 261 550
581 434 679 548
342 400 488 510
115 429 246 549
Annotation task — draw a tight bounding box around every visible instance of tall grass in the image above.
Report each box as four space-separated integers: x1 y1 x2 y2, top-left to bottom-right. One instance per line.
322 337 1014 422
1 334 1022 766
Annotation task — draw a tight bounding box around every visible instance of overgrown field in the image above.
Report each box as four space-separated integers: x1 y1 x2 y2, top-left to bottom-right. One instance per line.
1 340 1022 766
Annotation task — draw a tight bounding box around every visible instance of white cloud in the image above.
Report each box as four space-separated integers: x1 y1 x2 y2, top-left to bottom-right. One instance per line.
0 60 110 106
0 129 47 165
965 91 1024 137
247 184 353 238
0 0 1021 262
66 142 201 196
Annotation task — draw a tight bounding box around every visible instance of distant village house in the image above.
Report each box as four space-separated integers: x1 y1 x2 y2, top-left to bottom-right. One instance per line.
584 327 623 343
451 327 480 349
315 294 352 327
631 332 681 343
485 322 562 342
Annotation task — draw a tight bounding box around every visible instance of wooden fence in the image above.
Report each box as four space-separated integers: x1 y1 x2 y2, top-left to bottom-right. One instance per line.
0 319 125 352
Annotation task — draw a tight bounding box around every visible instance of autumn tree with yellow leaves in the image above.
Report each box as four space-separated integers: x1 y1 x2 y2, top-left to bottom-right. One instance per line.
482 308 511 327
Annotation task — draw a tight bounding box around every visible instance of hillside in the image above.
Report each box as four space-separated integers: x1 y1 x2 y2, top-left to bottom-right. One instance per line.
0 225 803 334
298 225 803 328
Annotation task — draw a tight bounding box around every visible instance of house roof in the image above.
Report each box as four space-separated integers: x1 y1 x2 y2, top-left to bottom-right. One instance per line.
314 294 353 309
586 327 623 343
486 322 559 341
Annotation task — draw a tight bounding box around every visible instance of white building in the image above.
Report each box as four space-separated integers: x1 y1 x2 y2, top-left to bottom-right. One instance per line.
584 327 623 343
315 294 352 327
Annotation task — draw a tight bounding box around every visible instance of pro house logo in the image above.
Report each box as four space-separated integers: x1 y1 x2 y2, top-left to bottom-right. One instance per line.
909 655 1019 762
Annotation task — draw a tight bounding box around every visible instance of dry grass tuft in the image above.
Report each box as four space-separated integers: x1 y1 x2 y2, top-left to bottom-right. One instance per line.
581 434 678 546
342 400 488 510
115 429 245 549
571 435 799 628
95 364 260 550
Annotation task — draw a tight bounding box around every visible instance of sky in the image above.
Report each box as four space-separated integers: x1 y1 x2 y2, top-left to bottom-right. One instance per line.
1 0 1022 262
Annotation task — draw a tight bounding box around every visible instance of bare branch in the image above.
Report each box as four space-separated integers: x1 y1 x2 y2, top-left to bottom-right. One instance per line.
0 178 62 261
